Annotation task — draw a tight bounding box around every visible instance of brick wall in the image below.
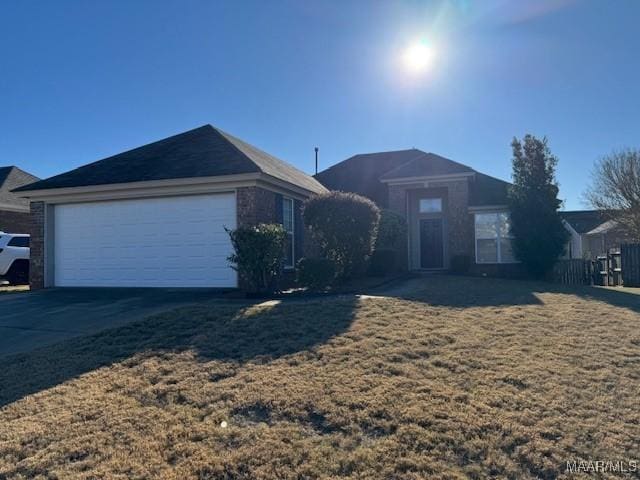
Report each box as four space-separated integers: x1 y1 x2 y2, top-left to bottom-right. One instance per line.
385 180 475 269
0 209 31 234
236 186 278 226
438 179 473 259
29 201 45 290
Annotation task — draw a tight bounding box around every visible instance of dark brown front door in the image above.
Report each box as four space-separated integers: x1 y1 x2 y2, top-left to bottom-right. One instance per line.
420 218 444 269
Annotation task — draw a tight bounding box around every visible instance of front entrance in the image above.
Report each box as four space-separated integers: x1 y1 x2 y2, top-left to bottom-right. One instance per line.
419 218 444 269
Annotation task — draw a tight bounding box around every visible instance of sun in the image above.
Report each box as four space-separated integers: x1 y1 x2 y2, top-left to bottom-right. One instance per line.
403 41 434 74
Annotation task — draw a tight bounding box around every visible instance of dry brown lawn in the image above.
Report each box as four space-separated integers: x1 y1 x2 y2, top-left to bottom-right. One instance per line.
1 276 639 479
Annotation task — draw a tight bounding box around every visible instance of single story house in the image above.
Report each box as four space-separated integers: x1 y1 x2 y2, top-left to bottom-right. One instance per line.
315 149 519 276
0 166 40 234
15 125 326 289
561 210 633 258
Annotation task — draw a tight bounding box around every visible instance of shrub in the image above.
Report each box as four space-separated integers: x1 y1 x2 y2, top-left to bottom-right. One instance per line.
227 223 286 294
450 255 471 274
375 209 407 252
368 249 397 277
303 192 381 280
296 257 336 291
374 209 408 272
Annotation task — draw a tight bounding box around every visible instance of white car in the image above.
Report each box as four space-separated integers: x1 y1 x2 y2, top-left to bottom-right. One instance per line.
0 232 30 285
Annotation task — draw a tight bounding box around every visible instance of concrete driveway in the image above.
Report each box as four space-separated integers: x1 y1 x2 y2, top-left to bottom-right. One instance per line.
0 288 221 357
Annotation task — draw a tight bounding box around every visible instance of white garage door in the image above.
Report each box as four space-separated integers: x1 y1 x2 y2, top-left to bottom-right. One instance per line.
54 193 237 287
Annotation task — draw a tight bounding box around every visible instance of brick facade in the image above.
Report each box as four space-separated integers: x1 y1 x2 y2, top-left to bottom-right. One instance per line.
0 209 31 234
387 179 474 269
29 201 45 290
236 186 279 226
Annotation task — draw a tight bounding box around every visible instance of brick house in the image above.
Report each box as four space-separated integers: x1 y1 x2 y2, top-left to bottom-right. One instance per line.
15 125 326 289
315 149 523 276
0 166 40 234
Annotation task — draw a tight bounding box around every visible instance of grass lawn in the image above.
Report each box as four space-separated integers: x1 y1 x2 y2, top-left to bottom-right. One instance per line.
1 276 639 479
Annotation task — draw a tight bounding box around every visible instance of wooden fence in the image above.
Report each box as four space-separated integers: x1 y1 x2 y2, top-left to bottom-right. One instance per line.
550 244 640 286
621 244 640 287
550 259 593 285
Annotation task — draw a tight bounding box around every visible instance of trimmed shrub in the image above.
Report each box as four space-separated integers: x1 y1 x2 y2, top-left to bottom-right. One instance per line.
375 209 407 251
450 255 471 274
368 249 397 277
296 257 336 291
374 209 408 272
303 192 381 280
227 223 286 295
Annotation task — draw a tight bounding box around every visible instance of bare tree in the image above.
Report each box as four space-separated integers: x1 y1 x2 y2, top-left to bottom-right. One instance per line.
585 149 640 240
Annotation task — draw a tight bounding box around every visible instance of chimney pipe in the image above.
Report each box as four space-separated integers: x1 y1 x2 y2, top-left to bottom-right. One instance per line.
314 147 319 175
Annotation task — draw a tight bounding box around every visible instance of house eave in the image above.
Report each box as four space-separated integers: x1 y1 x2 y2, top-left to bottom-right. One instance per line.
15 173 320 204
468 204 508 213
0 202 30 213
380 172 475 185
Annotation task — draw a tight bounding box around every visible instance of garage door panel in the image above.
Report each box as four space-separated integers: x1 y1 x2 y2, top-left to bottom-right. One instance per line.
54 194 237 287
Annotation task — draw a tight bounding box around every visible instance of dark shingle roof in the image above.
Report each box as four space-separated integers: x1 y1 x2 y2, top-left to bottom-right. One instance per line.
469 173 510 207
316 148 510 208
0 166 40 208
560 210 607 234
379 153 474 180
0 167 13 186
315 149 430 207
14 125 325 194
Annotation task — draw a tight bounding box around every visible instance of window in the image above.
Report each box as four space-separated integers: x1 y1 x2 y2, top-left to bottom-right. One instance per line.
8 236 29 248
419 198 442 213
282 197 294 268
474 212 516 263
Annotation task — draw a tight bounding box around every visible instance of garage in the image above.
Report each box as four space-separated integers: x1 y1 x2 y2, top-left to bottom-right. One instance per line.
53 193 237 288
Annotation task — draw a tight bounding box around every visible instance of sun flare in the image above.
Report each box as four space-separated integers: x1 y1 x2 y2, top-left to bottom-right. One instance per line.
403 41 434 74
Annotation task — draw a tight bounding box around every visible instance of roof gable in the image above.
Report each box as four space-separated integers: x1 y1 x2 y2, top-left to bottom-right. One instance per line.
0 166 40 208
560 210 607 234
14 125 325 194
314 149 425 206
379 153 474 180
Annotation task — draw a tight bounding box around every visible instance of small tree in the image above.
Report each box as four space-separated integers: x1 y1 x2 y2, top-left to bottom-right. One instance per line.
227 223 286 295
508 135 568 278
585 149 640 240
303 192 380 279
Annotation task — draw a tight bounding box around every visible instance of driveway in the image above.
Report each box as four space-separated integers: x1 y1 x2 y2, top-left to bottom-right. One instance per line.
0 288 221 357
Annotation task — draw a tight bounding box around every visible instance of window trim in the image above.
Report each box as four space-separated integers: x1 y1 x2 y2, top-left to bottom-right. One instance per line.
282 197 295 269
474 212 518 264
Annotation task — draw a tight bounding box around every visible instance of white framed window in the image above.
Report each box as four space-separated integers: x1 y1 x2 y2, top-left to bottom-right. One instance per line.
282 197 294 269
475 212 516 264
419 198 442 213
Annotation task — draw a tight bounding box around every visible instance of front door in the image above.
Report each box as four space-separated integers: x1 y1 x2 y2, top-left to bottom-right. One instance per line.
420 218 444 269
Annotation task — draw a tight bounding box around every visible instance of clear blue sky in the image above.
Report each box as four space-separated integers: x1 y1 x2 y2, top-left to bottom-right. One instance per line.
1 0 638 209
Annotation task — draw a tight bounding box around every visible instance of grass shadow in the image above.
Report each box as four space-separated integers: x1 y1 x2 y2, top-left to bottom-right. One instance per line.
371 274 640 314
372 275 546 307
0 296 359 408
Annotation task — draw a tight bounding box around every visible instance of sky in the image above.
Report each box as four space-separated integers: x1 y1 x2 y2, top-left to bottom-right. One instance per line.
1 0 638 210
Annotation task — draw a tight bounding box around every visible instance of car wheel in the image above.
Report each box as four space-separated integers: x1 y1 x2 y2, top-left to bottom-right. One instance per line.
7 260 29 285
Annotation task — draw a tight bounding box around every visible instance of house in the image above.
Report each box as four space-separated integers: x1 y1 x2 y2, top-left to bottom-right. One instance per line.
14 125 326 289
0 166 40 234
561 210 633 258
315 149 519 276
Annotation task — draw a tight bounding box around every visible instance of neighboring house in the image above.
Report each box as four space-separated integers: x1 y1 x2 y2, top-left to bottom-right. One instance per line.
561 210 634 258
316 149 518 276
14 125 326 289
0 166 40 234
